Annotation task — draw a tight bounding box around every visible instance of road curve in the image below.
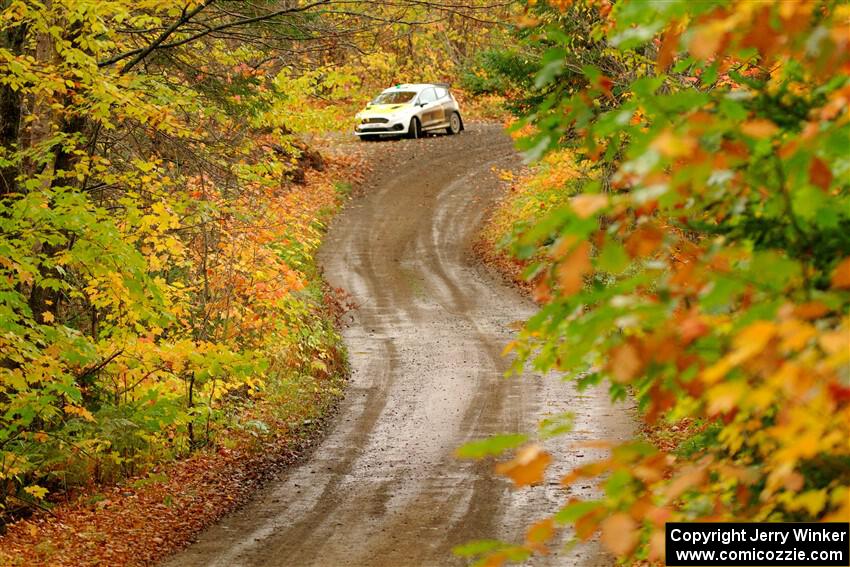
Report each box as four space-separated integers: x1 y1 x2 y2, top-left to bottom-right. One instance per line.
162 124 634 567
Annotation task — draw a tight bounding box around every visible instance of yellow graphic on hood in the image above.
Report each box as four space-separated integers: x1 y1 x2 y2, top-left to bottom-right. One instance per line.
360 103 410 117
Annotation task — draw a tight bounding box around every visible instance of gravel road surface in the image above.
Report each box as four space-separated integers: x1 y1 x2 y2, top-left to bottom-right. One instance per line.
162 123 633 567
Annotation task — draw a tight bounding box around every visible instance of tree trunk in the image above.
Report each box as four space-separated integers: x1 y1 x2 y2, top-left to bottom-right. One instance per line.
0 15 27 197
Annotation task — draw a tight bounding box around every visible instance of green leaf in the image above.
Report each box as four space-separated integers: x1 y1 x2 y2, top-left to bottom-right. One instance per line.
555 500 602 524
539 412 574 439
455 434 527 459
597 241 630 274
453 540 508 557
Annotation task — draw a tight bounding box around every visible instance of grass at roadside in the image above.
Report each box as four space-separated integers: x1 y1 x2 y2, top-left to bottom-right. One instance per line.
476 148 584 296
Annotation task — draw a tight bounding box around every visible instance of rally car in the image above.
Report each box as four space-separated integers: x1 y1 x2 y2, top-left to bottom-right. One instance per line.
354 83 464 140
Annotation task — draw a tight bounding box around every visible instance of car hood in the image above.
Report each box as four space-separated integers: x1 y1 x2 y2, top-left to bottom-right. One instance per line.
359 103 411 117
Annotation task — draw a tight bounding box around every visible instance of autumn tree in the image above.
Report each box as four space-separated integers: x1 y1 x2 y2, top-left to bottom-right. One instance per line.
461 0 850 564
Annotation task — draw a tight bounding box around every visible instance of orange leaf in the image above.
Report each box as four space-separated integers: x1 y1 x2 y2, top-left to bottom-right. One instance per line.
570 194 608 218
609 340 644 383
665 465 707 501
688 25 726 60
625 225 664 258
678 313 709 344
657 23 682 71
831 257 850 289
575 507 605 540
740 119 778 139
651 129 696 158
556 241 591 296
809 157 833 191
525 518 556 552
496 444 552 487
741 6 777 57
648 529 666 562
41 311 54 323
794 301 829 320
532 277 552 303
600 513 638 556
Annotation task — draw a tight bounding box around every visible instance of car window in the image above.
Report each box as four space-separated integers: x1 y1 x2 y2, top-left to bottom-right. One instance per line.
372 91 416 104
418 88 437 104
435 87 447 99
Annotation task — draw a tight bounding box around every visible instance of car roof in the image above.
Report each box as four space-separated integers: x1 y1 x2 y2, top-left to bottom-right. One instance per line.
381 83 450 93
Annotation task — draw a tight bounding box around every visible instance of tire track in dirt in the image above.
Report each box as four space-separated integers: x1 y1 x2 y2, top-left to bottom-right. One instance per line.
161 123 634 567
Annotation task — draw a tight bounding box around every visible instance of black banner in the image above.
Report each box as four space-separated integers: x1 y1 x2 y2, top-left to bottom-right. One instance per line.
666 522 850 566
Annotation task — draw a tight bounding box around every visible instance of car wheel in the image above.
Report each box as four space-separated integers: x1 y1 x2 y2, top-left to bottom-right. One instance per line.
407 117 422 139
446 112 461 135
360 135 378 142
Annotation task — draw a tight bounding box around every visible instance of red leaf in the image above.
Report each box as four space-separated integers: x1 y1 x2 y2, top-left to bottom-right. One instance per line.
809 157 833 191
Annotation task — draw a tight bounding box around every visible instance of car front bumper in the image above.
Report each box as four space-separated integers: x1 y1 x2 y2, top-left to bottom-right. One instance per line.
354 121 407 135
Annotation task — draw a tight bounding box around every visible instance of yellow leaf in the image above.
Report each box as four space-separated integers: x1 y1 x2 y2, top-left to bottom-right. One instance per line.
24 485 48 500
790 490 828 516
729 321 776 365
66 405 95 422
41 311 54 323
819 330 848 355
706 381 747 415
496 444 551 487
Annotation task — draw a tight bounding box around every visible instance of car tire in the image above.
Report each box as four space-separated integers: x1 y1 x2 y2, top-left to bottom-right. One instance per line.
360 135 378 142
407 117 422 139
446 112 462 135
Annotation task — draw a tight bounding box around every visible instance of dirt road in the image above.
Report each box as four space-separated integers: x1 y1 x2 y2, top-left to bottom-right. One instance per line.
162 124 633 567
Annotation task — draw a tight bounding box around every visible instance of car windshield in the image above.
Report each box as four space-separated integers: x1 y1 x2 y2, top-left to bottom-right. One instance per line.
372 91 416 104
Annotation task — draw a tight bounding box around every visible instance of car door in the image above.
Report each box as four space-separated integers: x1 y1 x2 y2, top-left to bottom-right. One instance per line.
417 88 440 129
434 86 451 126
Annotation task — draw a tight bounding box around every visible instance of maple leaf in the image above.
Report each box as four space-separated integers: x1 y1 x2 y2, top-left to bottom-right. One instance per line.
24 485 48 500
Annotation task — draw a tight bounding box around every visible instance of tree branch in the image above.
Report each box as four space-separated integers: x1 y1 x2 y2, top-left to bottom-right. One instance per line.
97 1 214 72
99 0 333 72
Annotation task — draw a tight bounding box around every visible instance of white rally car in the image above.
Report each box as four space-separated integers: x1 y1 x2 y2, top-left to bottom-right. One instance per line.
354 83 464 140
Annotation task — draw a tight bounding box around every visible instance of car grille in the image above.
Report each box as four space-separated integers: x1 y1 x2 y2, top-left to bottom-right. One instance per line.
362 117 389 124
